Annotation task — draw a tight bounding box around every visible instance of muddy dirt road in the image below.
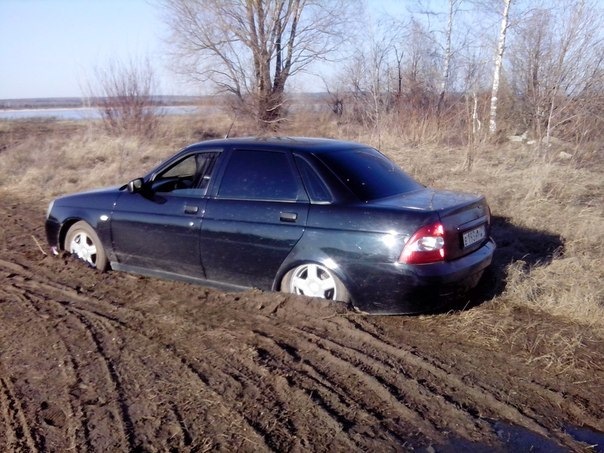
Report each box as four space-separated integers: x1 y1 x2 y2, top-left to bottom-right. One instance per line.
1 196 603 452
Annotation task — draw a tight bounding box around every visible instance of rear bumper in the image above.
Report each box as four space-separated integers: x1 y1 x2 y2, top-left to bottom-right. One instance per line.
349 238 496 314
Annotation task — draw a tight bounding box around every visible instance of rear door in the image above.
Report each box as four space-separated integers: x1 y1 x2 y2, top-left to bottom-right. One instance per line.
200 148 309 289
110 150 220 276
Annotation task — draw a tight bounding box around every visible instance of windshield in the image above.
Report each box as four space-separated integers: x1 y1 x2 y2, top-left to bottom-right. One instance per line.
318 148 423 201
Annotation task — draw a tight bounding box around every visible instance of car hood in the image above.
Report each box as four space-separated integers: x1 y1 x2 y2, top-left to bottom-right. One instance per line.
53 186 122 208
369 188 483 213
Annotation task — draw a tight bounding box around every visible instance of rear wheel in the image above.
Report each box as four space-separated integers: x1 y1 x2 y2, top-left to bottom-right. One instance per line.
281 263 349 302
64 221 108 271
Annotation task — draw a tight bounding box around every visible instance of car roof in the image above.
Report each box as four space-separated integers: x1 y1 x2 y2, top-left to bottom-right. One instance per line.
186 136 370 155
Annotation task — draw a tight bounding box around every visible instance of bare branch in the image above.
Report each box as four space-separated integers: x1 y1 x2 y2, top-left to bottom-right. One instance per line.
88 56 159 137
163 0 358 130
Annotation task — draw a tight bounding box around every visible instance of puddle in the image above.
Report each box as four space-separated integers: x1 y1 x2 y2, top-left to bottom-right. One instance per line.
490 420 566 452
565 424 604 452
434 420 604 452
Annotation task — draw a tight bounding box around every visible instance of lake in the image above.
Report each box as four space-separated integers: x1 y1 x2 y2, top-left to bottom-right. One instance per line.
0 105 202 120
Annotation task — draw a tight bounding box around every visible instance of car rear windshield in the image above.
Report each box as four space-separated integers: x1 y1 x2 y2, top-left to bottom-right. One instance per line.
318 148 423 201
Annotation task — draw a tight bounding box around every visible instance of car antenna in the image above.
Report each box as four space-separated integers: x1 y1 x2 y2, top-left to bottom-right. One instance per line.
225 115 238 138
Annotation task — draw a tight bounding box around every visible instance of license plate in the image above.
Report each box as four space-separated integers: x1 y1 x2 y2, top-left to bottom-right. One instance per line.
462 224 486 248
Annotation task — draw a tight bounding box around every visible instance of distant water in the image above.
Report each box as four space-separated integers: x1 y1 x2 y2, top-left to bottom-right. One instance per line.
0 105 202 120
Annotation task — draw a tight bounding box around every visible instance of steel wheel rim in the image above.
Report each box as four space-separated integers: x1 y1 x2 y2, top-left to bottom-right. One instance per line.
291 264 337 299
69 231 97 266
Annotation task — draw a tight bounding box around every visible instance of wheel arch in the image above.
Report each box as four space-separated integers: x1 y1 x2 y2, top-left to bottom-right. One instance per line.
273 253 358 305
55 209 113 258
58 218 84 250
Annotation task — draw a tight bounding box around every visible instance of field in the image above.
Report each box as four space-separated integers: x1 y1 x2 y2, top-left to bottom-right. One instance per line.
0 115 603 451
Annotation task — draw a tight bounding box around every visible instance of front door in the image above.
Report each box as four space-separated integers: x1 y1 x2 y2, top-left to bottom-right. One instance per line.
110 151 219 277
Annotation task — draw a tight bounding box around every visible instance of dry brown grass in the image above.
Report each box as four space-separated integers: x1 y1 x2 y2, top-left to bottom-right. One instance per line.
1 113 602 369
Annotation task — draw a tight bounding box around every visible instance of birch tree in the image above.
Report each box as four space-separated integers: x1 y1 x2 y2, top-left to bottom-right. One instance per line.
436 0 462 115
488 0 512 135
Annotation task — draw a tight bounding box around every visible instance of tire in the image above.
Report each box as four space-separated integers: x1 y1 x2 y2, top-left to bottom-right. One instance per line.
64 221 108 271
281 263 350 302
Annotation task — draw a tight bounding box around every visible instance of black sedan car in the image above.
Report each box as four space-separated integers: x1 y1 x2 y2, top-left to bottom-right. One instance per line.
46 137 495 314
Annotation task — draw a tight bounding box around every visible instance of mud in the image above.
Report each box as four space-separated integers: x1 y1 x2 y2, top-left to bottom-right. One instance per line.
1 196 603 452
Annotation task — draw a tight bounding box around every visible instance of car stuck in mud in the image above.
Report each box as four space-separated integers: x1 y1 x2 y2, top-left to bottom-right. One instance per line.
46 137 494 313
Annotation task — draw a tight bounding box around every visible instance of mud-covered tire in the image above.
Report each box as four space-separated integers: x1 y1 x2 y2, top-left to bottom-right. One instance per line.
281 263 350 302
64 221 108 271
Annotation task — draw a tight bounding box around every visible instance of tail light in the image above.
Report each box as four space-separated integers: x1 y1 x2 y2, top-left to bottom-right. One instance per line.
399 222 446 264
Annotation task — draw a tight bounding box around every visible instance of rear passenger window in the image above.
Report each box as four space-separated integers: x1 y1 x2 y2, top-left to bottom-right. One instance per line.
218 150 299 201
295 156 332 202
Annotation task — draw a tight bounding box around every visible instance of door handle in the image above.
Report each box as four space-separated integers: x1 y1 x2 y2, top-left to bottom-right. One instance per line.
280 212 298 223
184 204 199 214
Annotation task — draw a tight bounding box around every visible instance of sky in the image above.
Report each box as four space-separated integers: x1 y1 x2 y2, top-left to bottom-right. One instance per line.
0 0 192 99
0 0 429 100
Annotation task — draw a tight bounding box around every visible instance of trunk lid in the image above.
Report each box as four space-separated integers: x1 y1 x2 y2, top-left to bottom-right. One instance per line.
372 189 491 261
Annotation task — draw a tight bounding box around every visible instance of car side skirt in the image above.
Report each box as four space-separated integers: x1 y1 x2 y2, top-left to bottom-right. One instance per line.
110 262 250 293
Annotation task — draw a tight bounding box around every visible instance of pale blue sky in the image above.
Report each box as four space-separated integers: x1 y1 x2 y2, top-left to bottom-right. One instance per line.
1 0 192 99
0 0 439 100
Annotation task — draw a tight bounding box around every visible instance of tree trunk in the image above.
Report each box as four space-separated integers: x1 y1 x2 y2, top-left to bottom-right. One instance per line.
489 0 512 135
437 0 455 116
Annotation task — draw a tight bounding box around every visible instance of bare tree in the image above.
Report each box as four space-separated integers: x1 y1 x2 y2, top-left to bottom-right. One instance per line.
89 57 158 137
163 0 357 130
340 26 399 141
508 0 603 146
422 0 465 116
488 0 512 135
394 18 440 113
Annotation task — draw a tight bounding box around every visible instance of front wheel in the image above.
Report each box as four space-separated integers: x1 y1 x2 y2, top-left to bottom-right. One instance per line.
64 221 108 271
281 263 349 302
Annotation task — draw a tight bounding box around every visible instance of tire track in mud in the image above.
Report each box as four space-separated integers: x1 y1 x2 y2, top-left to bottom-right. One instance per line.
49 304 272 450
81 303 355 451
3 278 127 452
2 257 414 450
285 327 491 439
0 282 84 452
249 324 496 449
338 316 589 450
250 330 422 448
0 376 41 452
9 256 323 450
59 304 137 451
3 256 413 449
241 347 364 452
246 303 590 451
1 260 166 451
3 268 272 452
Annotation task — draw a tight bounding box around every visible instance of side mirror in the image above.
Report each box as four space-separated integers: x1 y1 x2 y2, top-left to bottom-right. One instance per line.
127 178 144 193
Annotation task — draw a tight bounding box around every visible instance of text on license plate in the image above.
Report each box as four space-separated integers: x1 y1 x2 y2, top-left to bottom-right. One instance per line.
462 224 486 248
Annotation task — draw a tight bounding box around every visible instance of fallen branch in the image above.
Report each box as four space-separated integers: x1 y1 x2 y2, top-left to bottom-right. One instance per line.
32 235 48 256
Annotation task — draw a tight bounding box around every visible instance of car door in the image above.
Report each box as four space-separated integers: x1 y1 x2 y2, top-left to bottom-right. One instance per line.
110 150 220 277
200 148 309 289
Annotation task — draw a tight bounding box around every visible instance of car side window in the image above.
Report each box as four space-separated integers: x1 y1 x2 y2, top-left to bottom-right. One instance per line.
153 151 219 196
218 150 299 201
195 152 219 190
294 156 332 203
